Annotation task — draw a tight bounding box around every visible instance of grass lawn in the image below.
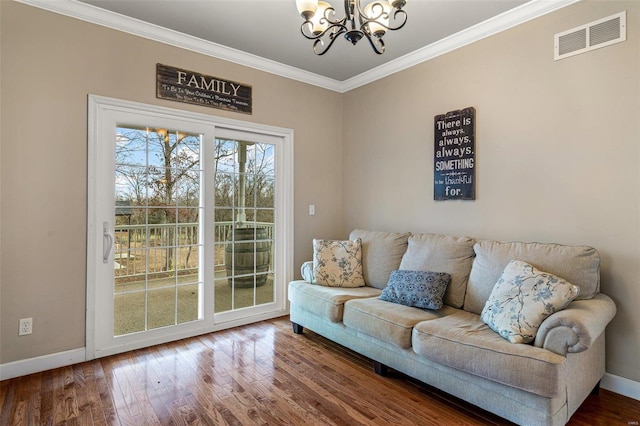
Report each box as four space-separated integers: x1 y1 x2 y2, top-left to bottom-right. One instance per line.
113 271 274 336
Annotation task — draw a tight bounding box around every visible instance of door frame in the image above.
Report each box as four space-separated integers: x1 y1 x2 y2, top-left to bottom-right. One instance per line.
86 95 294 360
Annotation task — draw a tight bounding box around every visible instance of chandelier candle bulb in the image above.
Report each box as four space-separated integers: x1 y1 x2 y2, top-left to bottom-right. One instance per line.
364 1 391 37
311 1 331 35
296 0 318 19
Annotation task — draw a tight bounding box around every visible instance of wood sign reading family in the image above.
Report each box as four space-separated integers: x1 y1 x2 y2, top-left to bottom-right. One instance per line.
156 64 252 114
434 107 476 200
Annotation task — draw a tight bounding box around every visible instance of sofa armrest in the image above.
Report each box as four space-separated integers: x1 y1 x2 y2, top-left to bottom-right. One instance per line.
534 293 616 356
301 260 314 283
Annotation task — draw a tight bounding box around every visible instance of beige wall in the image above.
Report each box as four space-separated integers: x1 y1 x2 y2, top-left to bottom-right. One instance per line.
0 1 343 363
1 0 639 387
343 0 640 382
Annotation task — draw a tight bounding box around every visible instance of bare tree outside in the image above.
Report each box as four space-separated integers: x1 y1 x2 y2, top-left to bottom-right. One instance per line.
114 131 275 280
115 126 200 276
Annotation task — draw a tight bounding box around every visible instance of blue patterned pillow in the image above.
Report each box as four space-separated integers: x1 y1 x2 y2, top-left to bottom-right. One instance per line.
380 270 451 310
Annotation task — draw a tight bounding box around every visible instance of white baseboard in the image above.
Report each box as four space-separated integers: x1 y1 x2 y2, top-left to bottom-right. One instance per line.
2 349 639 404
0 312 288 381
0 348 86 381
602 372 640 401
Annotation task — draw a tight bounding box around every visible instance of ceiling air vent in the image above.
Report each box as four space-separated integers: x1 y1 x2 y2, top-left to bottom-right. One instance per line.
554 11 626 60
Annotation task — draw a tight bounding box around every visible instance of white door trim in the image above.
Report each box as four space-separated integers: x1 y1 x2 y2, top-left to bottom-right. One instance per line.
87 95 294 360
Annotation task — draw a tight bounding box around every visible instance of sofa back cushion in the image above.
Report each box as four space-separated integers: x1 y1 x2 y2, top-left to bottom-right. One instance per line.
398 233 475 308
349 229 411 289
464 240 601 315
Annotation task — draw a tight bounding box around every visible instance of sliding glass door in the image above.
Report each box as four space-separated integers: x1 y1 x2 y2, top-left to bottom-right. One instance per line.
87 96 293 359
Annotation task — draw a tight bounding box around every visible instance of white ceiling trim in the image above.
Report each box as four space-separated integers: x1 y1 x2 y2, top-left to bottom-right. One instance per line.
16 0 579 94
341 0 581 92
15 0 344 92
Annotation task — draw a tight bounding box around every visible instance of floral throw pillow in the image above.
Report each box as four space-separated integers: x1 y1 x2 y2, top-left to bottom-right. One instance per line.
380 270 451 310
313 239 365 287
481 260 580 344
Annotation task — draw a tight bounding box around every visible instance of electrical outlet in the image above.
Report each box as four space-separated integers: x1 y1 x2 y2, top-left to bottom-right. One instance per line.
19 318 33 336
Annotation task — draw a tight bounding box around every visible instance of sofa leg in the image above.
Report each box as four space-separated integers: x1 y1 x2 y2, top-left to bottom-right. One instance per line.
591 380 601 395
291 322 304 334
373 361 389 376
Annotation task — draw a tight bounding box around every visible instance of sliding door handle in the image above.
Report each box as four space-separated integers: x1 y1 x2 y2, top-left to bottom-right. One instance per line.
103 221 113 263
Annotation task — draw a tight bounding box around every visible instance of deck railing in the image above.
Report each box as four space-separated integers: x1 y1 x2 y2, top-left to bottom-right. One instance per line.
113 221 274 280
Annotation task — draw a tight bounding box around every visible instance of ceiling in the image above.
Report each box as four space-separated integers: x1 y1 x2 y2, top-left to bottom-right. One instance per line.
20 0 577 91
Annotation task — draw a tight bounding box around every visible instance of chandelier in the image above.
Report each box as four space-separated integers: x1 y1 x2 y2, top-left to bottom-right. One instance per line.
295 0 408 55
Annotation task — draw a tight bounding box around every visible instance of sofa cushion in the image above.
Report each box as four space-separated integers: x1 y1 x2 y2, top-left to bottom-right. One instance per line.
481 260 580 344
349 229 411 289
288 281 381 323
380 270 450 310
398 233 475 308
343 298 458 349
464 240 600 315
313 239 365 287
412 310 567 397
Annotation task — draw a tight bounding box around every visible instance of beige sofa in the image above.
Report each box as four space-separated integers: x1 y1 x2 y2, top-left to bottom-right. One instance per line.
288 230 616 426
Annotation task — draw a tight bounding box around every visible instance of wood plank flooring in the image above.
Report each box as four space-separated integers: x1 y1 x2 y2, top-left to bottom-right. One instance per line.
1 316 639 425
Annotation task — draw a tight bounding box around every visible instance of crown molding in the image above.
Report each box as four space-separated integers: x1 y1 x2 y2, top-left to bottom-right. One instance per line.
14 0 344 92
341 0 581 92
15 0 579 94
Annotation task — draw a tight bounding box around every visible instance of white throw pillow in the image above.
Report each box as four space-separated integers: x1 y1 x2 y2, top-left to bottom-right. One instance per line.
313 239 365 287
481 260 580 344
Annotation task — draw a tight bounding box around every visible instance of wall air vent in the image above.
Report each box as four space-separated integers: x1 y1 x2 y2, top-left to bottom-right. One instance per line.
554 11 626 60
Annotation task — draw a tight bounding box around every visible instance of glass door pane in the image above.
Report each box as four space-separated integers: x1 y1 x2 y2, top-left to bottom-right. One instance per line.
213 139 275 313
113 126 203 336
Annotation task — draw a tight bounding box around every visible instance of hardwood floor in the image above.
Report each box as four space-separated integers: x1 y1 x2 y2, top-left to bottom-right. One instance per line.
1 316 639 425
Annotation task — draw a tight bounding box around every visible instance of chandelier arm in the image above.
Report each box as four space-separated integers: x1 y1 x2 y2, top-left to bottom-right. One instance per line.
363 31 385 54
358 8 407 34
313 28 346 55
300 22 314 39
300 20 348 40
389 8 408 31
